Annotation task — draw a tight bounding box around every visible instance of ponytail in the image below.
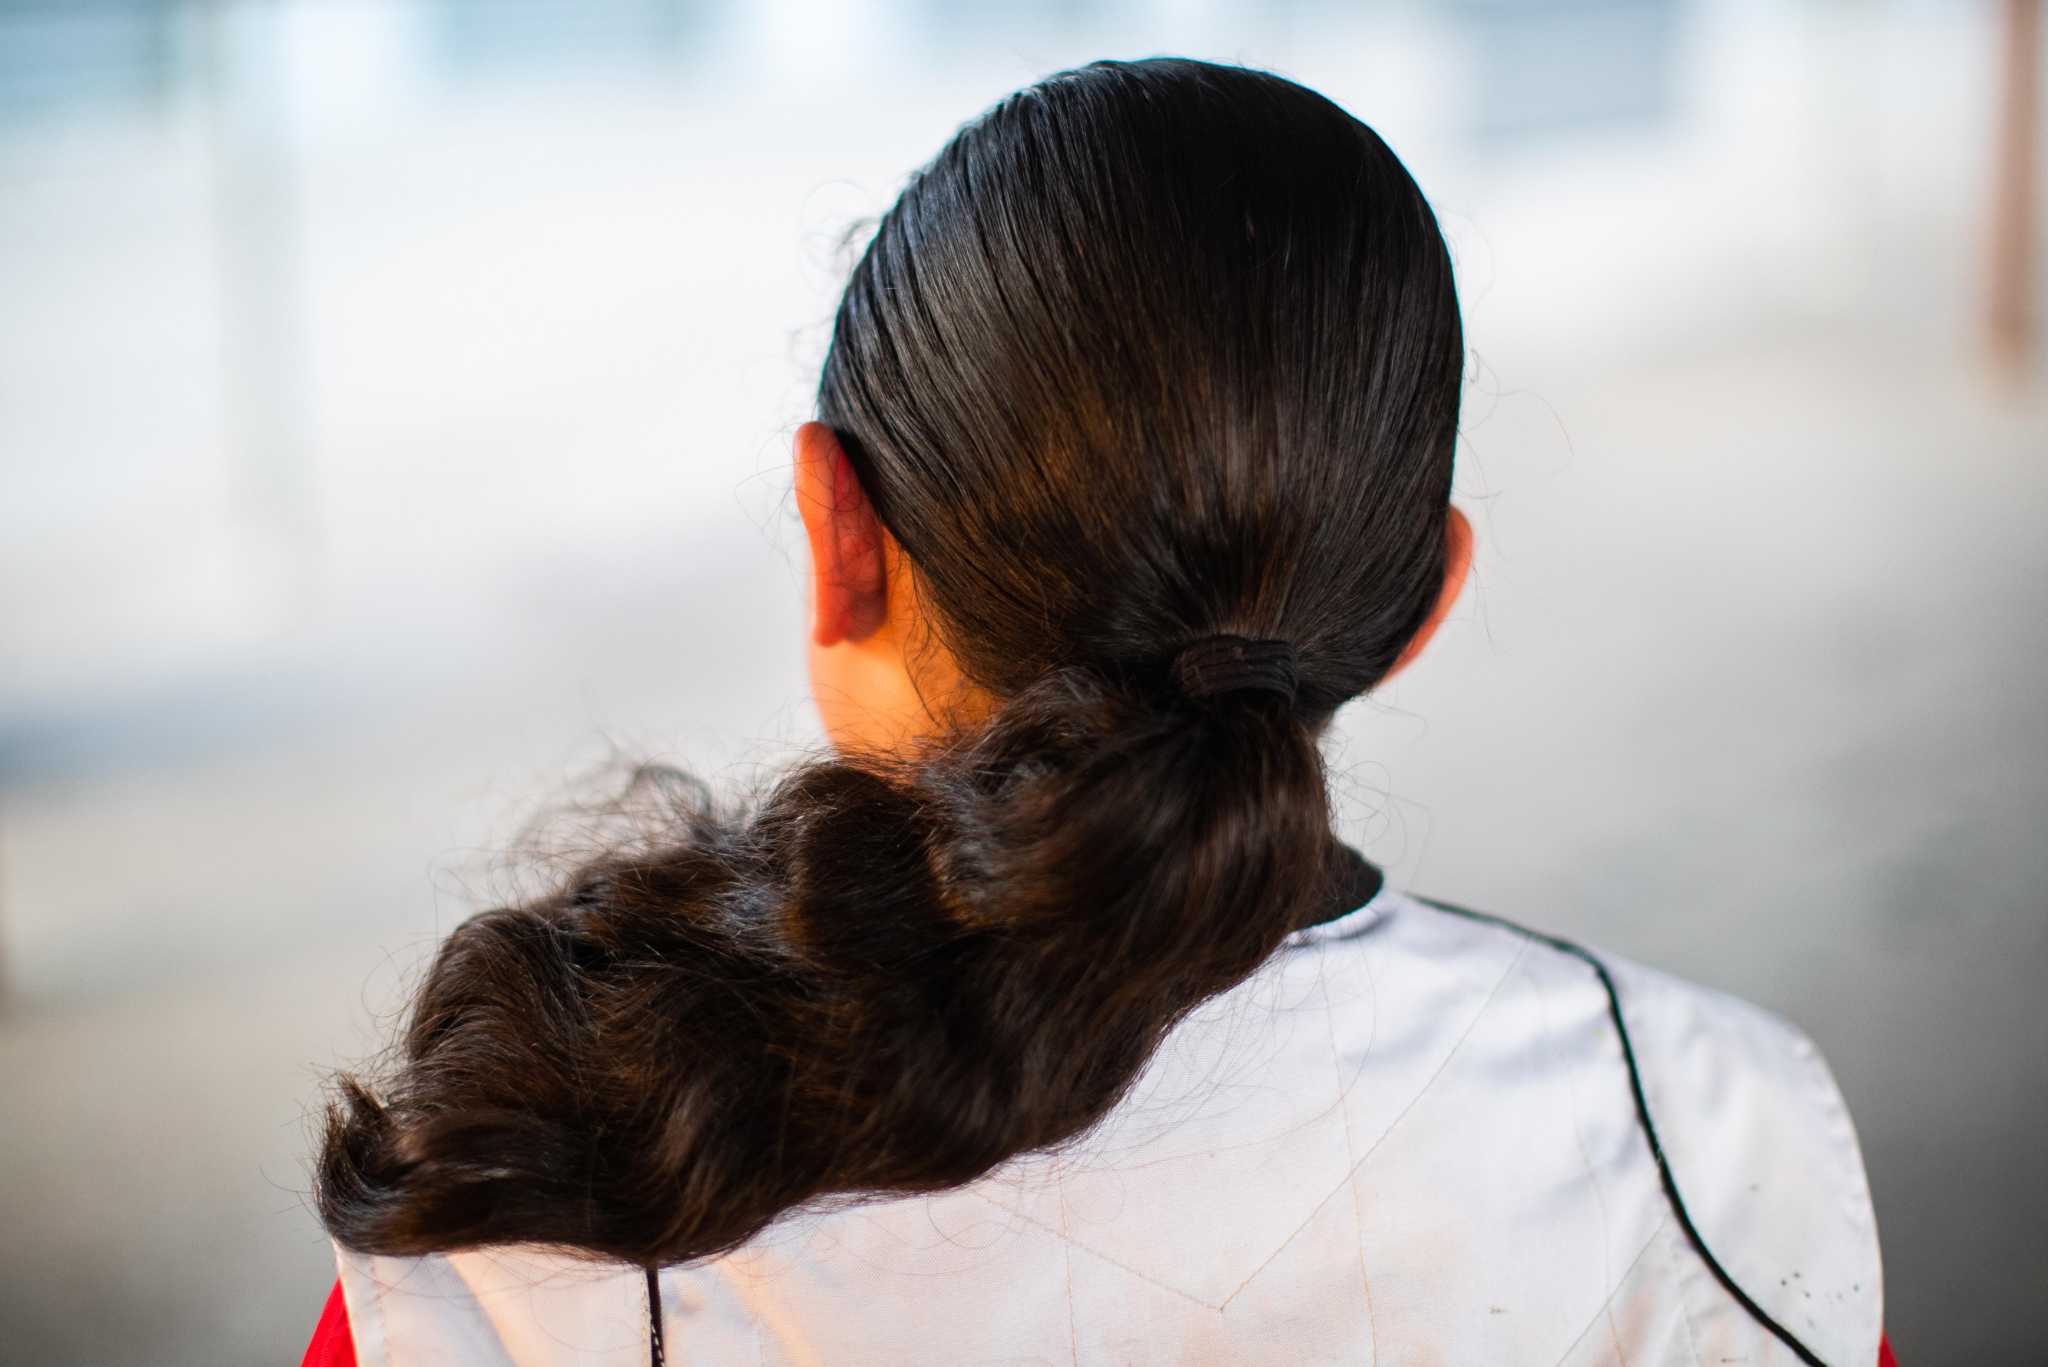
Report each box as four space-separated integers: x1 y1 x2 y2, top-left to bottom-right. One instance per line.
318 663 1337 1263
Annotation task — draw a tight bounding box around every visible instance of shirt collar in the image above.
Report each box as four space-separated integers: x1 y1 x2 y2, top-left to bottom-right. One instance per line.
1293 839 1385 933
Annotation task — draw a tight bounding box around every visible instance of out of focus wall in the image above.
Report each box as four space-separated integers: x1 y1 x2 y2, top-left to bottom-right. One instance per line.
1 2 2042 1363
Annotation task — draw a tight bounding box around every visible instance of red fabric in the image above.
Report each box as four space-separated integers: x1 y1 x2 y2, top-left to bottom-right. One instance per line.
299 1274 1896 1365
300 1278 357 1367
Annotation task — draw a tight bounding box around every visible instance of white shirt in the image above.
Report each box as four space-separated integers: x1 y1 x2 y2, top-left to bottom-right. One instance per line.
334 872 1883 1366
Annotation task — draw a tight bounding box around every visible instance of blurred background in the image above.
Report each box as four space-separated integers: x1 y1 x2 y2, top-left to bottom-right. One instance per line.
1 0 2042 1362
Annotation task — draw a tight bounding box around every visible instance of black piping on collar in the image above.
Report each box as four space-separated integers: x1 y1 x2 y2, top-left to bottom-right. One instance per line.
1297 840 1386 933
645 1266 665 1367
1297 862 1831 1365
1409 891 1832 1367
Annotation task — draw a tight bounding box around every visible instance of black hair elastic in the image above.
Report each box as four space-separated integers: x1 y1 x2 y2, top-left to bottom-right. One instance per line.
1170 635 1299 704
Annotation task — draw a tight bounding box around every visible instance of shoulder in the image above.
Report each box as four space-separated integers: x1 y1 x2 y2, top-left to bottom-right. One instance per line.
1368 888 1886 1367
1601 941 1885 1365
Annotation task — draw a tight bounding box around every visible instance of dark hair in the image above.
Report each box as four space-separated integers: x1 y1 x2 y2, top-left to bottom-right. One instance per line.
316 56 1464 1267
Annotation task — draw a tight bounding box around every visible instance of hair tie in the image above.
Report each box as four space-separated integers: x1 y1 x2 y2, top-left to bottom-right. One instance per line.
1169 635 1299 704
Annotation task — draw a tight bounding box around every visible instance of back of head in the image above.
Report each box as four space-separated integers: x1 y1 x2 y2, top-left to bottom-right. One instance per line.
316 56 1464 1267
823 57 1462 706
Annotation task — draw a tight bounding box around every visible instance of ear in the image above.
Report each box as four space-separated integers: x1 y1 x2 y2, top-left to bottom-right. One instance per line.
1385 503 1473 680
793 420 891 647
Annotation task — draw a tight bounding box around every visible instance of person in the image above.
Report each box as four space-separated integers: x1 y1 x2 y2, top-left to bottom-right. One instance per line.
300 57 1891 1367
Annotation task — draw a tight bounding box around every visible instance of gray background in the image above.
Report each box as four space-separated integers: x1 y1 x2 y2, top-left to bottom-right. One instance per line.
2 2 2042 1363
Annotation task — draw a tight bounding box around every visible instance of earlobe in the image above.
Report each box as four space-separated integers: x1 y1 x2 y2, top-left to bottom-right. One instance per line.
1385 504 1472 679
1440 503 1473 608
794 421 891 647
